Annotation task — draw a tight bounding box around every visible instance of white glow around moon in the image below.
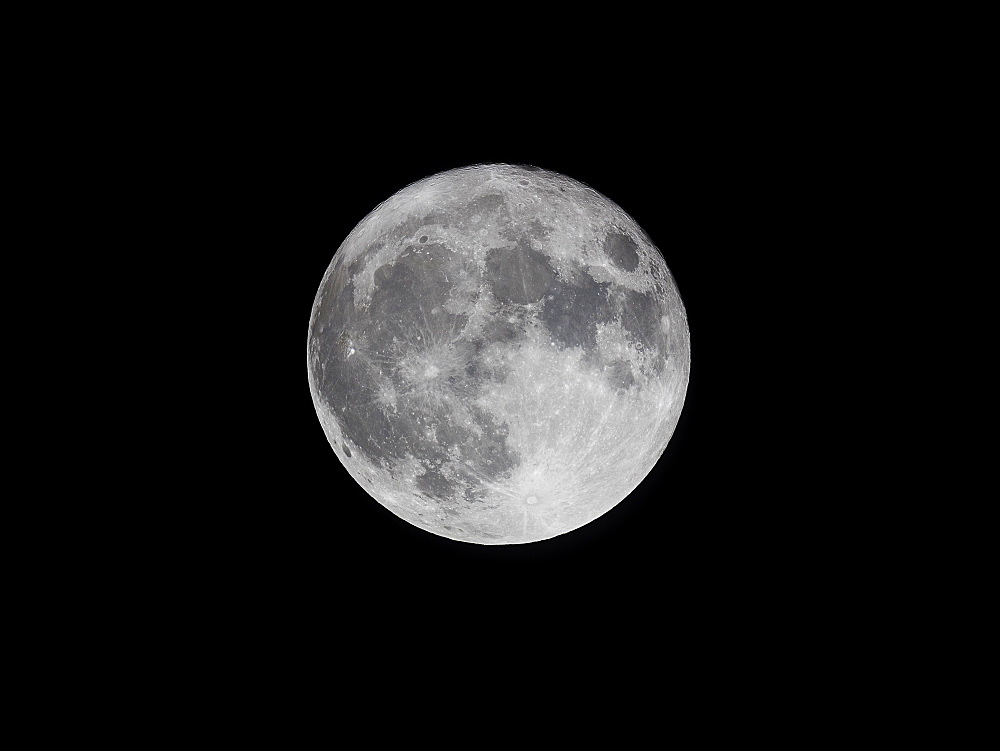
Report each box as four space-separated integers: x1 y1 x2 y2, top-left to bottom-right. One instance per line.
307 164 690 544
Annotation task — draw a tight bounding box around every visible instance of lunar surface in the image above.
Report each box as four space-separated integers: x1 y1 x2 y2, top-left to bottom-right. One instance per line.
307 164 690 544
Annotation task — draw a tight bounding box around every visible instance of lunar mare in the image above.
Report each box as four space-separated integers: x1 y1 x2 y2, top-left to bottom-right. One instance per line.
307 164 690 544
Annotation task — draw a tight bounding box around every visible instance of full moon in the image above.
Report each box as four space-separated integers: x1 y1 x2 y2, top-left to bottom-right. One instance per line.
307 164 690 544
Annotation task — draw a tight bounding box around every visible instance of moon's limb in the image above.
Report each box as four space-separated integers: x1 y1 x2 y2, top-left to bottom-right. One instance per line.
308 164 689 544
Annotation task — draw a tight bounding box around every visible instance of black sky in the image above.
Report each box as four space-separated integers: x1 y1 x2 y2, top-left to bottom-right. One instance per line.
203 86 812 613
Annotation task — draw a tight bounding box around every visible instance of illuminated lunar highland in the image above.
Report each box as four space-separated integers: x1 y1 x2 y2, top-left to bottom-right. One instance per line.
307 164 690 544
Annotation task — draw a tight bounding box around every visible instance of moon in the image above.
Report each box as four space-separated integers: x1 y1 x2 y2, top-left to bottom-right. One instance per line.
307 164 690 544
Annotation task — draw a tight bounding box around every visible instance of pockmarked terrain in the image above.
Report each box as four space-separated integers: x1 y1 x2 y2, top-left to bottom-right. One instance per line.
307 164 690 544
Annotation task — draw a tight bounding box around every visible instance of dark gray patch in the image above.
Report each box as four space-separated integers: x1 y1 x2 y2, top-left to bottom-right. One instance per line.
367 243 464 344
483 319 522 344
605 360 635 392
434 417 471 447
348 242 381 279
616 288 662 352
309 274 358 398
310 247 465 465
310 239 521 500
419 235 428 243
465 358 483 380
462 484 489 504
342 442 352 457
466 338 514 383
464 193 504 218
312 269 355 338
343 211 454 285
460 405 516 477
485 241 556 305
415 465 456 500
318 360 420 463
538 267 612 350
604 230 640 272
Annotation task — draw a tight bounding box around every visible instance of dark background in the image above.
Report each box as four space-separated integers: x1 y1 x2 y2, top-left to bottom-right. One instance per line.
60 22 898 696
199 81 826 619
